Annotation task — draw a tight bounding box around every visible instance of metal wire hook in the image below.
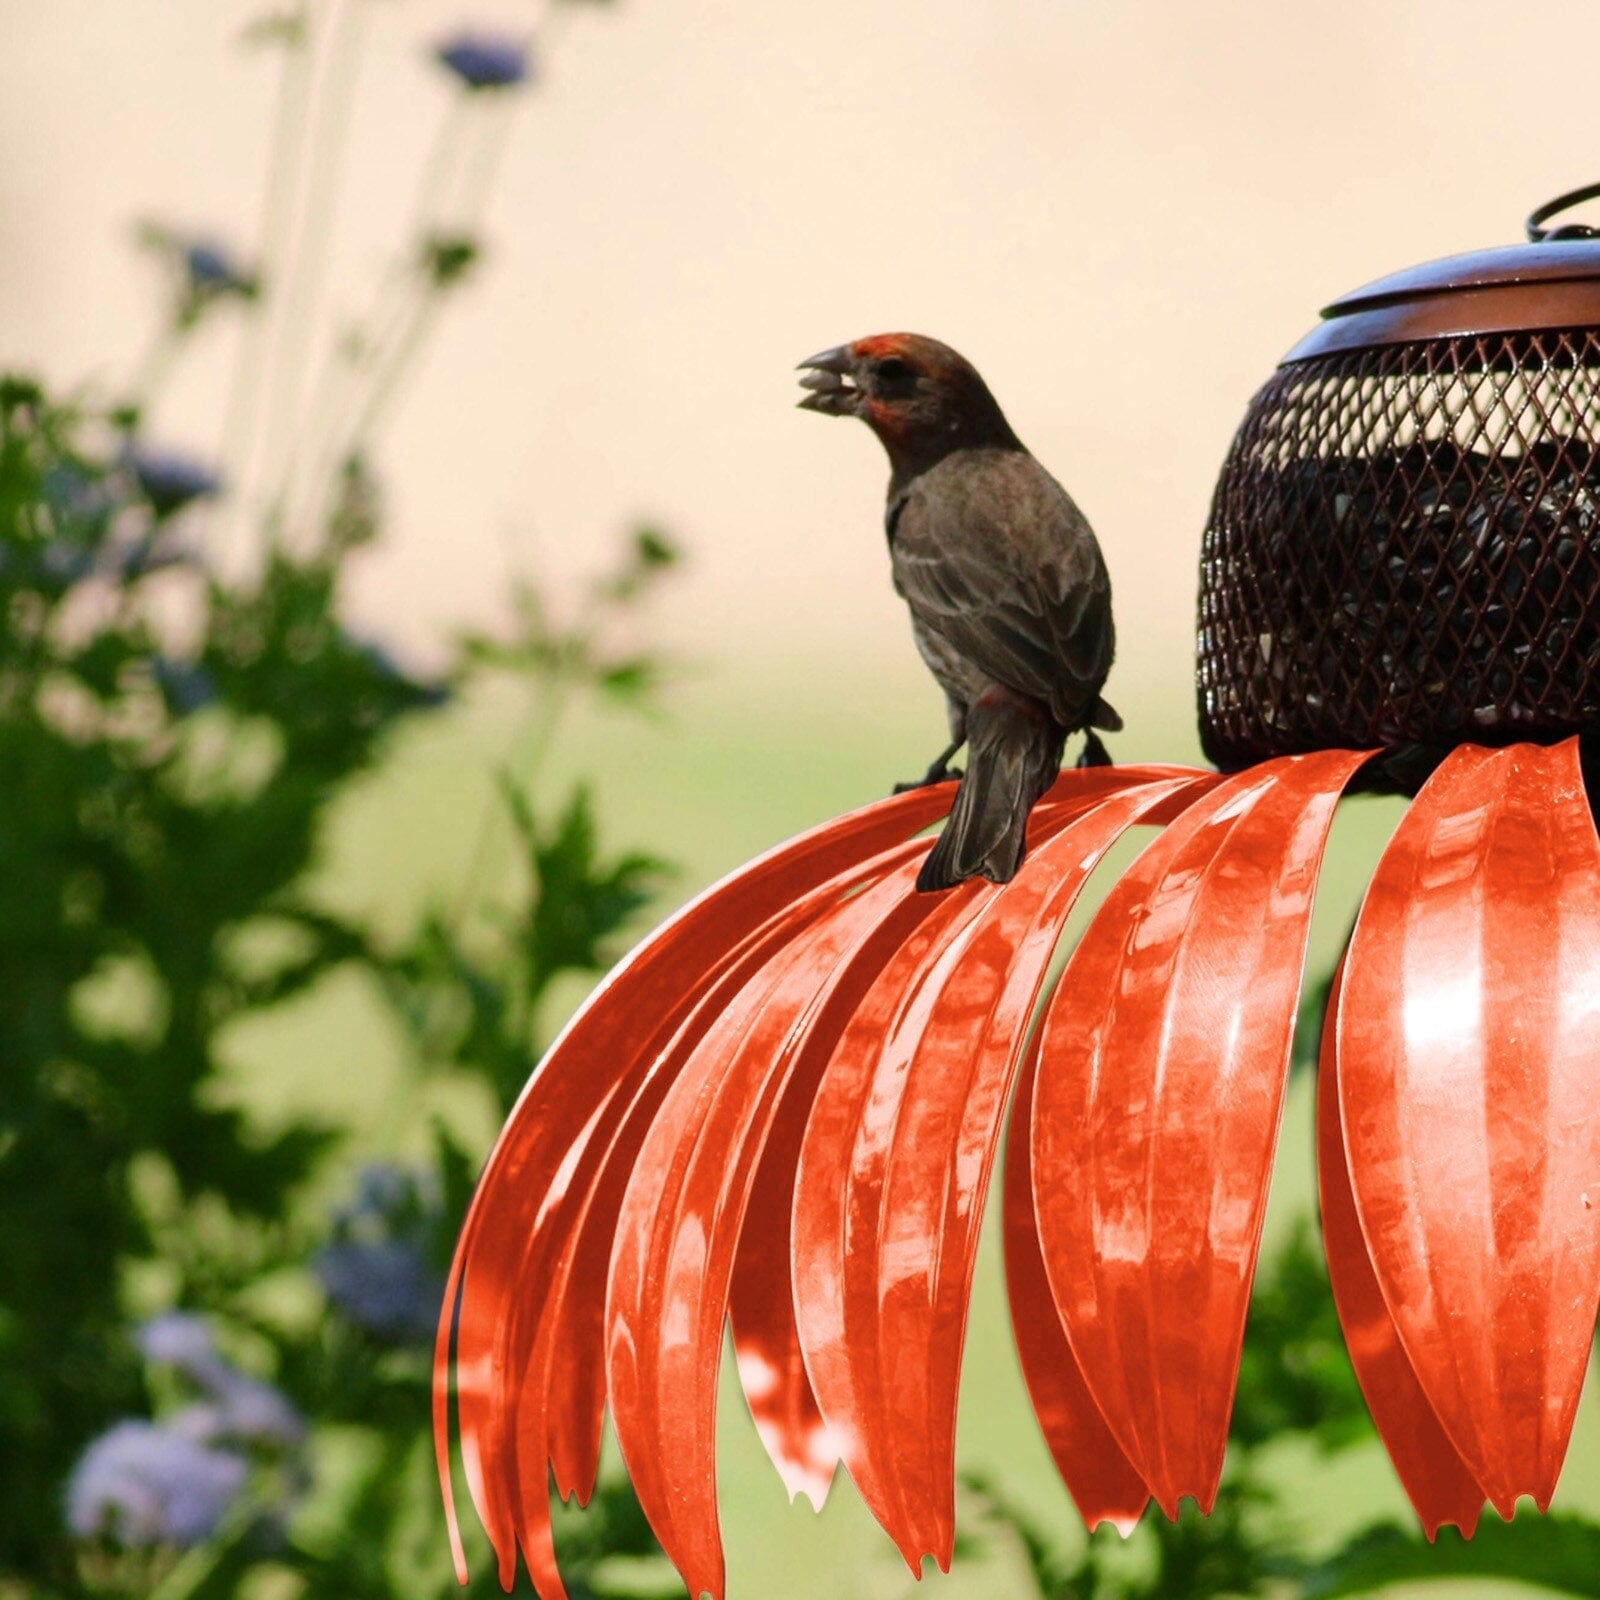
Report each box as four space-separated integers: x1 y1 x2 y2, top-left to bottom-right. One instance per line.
1526 181 1600 242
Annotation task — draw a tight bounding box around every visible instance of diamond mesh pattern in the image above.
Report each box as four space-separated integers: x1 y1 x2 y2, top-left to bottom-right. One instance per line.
1198 329 1600 780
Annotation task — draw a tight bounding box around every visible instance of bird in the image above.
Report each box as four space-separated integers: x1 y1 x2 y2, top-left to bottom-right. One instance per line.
798 332 1119 893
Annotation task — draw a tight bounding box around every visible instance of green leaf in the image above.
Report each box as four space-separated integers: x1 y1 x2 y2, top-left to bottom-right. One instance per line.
513 783 671 1012
1230 1218 1371 1452
1301 1514 1600 1598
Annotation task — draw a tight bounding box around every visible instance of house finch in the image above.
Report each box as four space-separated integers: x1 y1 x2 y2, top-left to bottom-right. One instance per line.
799 332 1119 892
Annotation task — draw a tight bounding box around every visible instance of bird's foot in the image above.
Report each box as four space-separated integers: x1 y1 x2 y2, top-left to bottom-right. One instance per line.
1076 731 1113 769
892 753 964 794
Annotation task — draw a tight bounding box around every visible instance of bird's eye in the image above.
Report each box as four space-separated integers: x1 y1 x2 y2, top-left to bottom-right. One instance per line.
875 357 912 383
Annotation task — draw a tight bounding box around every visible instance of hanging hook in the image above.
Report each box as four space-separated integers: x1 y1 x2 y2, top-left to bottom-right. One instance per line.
1525 181 1600 242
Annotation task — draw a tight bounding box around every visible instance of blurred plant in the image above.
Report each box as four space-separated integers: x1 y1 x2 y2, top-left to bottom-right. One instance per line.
0 4 678 1597
435 31 533 92
314 1163 448 1344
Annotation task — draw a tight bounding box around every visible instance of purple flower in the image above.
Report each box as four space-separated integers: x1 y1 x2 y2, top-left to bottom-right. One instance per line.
135 1311 303 1447
169 1378 304 1451
65 1421 247 1547
315 1163 446 1342
434 31 531 90
128 447 222 517
211 1376 305 1449
134 1313 230 1390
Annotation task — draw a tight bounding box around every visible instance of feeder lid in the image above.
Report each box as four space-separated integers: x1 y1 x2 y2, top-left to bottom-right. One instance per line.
1284 183 1600 362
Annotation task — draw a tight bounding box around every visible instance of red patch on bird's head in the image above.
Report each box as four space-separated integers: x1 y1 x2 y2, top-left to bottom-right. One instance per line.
842 333 992 451
848 333 976 385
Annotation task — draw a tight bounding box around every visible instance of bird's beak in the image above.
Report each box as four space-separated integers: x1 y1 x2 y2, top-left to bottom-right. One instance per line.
796 345 863 417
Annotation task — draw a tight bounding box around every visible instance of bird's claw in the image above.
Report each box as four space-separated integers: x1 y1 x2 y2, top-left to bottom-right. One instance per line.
1076 731 1113 769
893 762 963 795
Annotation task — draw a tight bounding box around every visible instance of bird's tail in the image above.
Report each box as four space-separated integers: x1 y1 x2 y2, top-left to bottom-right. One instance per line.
917 688 1065 893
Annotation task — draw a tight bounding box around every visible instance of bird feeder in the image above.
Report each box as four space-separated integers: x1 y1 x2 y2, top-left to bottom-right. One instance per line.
436 191 1600 1600
1199 184 1600 789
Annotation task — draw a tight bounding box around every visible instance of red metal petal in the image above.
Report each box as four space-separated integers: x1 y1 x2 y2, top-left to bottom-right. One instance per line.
794 773 1212 1568
728 1089 841 1513
1338 739 1600 1517
791 877 1000 1568
436 786 951 1590
1316 957 1484 1538
1032 748 1371 1516
1004 1027 1150 1533
606 852 949 1600
721 764 1214 1525
490 845 926 1595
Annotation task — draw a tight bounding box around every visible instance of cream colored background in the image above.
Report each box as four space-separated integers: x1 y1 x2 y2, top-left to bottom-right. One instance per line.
4 0 1595 719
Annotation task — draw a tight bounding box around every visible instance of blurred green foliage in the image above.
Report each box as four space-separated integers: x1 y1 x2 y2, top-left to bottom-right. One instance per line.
0 8 689 1594
0 371 682 1598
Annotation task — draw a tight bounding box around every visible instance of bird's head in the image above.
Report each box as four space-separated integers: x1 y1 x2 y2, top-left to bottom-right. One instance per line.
797 333 1019 475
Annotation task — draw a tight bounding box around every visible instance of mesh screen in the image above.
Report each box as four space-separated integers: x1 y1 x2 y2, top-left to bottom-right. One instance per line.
1197 329 1600 781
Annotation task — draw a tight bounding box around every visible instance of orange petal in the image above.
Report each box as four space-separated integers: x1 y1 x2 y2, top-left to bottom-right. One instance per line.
1005 1028 1150 1533
795 772 1212 1567
1316 957 1484 1537
606 851 944 1600
436 786 951 1592
1032 748 1370 1516
722 764 1213 1529
1339 739 1600 1517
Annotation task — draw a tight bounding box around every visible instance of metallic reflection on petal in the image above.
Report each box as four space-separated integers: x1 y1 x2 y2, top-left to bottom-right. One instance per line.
1339 739 1600 1517
606 850 946 1600
1316 957 1484 1538
436 786 952 1590
1005 1027 1150 1533
1032 749 1370 1516
800 771 1212 1565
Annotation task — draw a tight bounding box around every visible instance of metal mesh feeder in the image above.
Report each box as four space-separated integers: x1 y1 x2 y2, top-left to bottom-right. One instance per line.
1199 187 1600 787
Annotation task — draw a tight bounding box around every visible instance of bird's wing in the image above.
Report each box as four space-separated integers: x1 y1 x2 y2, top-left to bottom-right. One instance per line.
890 452 1114 728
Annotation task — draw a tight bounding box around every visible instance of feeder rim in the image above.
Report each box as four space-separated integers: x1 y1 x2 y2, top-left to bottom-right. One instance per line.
1282 260 1600 365
1317 237 1600 320
1282 189 1600 364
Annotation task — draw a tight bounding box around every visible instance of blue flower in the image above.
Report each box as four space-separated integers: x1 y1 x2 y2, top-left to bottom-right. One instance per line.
315 1238 444 1342
434 31 531 90
41 462 115 532
38 540 95 587
352 1162 416 1217
315 1163 446 1342
183 239 252 296
65 1421 247 1547
151 656 219 716
128 447 222 517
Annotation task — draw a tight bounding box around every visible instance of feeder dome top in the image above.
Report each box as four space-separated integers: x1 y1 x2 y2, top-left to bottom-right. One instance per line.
1285 183 1600 363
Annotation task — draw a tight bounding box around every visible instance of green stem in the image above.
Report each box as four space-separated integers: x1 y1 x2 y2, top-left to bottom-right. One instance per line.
257 0 367 542
122 320 186 421
216 9 315 564
282 90 471 542
448 681 569 935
